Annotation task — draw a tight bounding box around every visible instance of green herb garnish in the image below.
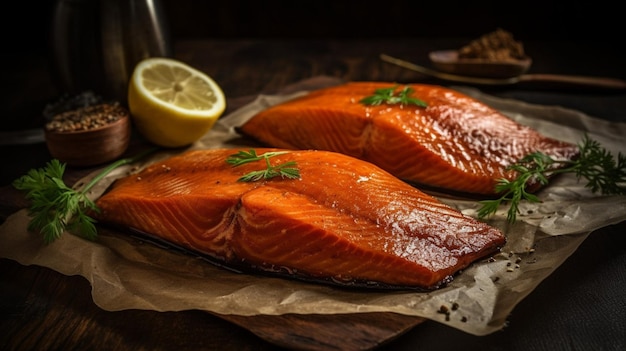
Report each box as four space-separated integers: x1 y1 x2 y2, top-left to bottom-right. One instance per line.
13 148 157 244
227 149 301 182
359 85 427 107
478 135 626 223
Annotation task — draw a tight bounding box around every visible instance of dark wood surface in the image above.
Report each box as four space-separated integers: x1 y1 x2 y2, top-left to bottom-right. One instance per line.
2 37 625 350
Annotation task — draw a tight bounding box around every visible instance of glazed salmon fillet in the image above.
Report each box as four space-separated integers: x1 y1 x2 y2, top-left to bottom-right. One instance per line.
238 82 580 197
94 148 505 290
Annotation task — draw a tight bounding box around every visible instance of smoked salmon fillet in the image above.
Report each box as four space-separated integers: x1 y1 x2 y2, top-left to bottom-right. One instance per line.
238 82 580 197
94 148 506 290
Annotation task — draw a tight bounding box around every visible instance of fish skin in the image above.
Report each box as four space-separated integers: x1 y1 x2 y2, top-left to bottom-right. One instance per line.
238 82 580 196
95 148 505 290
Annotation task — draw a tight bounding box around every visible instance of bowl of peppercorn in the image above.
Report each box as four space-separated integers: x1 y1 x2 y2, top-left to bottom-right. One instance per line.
44 102 131 167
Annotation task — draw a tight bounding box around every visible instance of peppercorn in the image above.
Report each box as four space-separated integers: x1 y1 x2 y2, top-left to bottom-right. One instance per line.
45 103 128 133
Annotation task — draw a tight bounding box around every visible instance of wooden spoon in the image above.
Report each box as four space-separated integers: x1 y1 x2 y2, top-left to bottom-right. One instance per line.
380 54 626 91
429 50 532 78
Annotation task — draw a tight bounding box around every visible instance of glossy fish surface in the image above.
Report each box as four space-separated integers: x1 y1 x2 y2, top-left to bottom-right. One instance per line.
238 82 580 197
94 148 506 290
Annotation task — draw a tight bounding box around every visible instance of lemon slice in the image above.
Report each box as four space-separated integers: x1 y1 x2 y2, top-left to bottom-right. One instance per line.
128 57 226 147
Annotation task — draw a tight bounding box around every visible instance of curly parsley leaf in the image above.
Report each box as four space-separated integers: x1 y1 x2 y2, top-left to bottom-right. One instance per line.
13 148 157 244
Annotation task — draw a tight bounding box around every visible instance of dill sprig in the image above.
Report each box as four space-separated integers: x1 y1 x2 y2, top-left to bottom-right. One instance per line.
478 135 626 223
226 149 300 182
13 148 157 244
359 85 428 107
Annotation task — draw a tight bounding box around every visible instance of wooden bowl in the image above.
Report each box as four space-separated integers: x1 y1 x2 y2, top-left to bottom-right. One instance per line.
429 50 532 79
44 104 132 167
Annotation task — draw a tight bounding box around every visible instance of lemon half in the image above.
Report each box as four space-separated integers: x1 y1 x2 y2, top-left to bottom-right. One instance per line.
128 57 226 147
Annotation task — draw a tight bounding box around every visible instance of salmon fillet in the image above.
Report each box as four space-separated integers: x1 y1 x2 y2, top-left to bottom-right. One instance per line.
238 82 580 197
94 148 505 290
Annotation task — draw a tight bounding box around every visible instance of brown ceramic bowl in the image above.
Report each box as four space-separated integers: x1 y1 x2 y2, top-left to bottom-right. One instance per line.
44 104 132 167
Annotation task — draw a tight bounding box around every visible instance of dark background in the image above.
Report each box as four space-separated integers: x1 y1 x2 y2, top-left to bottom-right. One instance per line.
162 0 620 41
3 0 623 54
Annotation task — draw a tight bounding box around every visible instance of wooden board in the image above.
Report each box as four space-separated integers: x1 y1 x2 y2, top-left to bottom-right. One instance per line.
217 313 425 350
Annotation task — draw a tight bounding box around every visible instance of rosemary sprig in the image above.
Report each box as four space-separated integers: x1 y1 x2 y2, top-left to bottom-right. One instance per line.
359 85 428 107
478 135 626 223
226 149 300 182
13 148 157 244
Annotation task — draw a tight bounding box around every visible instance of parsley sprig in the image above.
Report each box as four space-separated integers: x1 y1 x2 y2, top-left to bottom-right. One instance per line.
226 149 300 182
478 135 626 223
359 85 427 107
13 148 157 244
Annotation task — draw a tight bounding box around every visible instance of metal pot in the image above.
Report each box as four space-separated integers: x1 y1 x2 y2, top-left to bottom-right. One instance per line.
50 0 173 103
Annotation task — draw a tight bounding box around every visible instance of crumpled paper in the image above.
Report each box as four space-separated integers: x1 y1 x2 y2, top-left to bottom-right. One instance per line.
1 86 625 336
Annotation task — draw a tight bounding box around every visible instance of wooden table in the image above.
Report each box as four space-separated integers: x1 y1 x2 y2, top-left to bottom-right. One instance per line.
1 38 625 350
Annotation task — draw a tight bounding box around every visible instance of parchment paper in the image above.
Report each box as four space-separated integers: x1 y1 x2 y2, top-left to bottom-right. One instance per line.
1 83 625 336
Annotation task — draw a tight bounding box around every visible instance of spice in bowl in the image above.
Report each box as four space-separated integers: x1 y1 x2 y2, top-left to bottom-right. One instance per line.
457 28 527 62
44 102 131 167
46 103 128 132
